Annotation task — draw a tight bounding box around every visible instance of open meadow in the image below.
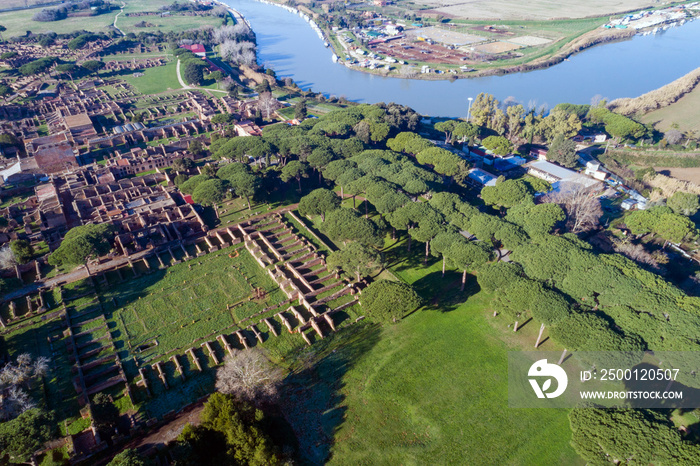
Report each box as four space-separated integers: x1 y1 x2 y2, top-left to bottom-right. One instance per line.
0 8 115 37
278 233 581 464
1 0 56 9
120 61 183 95
409 0 654 20
641 85 700 134
0 0 222 38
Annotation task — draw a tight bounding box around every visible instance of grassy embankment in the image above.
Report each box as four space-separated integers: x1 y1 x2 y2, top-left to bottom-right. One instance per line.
636 68 700 134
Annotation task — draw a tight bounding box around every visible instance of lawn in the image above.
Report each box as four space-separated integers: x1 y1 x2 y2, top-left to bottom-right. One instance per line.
397 0 652 20
272 211 581 464
0 8 116 38
116 14 222 36
121 61 182 95
641 84 700 134
326 246 579 465
100 246 287 366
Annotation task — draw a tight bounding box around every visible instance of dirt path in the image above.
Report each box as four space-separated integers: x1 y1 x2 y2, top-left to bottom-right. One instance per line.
4 203 299 301
113 2 126 36
135 400 206 450
176 59 228 95
3 248 154 301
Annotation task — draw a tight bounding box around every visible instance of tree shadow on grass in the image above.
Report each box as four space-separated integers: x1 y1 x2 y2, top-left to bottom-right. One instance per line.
277 323 381 465
410 269 480 313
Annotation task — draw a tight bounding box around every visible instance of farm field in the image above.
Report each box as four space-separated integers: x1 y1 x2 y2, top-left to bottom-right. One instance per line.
1 0 56 9
641 85 700 134
655 167 700 184
410 0 654 20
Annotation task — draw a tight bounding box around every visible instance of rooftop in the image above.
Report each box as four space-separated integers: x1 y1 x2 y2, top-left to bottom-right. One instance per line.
468 168 497 187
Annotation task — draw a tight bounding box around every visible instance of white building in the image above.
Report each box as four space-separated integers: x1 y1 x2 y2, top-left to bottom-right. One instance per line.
526 160 602 192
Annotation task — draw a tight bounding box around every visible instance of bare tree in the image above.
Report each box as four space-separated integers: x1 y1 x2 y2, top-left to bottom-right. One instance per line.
665 129 683 145
399 66 417 78
543 182 603 233
213 23 252 44
0 246 16 271
0 353 48 421
220 39 257 65
257 92 279 120
215 350 283 402
612 239 665 272
33 357 50 378
590 94 606 107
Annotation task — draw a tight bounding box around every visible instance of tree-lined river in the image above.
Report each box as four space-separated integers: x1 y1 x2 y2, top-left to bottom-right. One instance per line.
226 0 700 117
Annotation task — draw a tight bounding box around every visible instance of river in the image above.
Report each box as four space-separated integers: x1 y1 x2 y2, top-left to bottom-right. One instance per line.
225 0 700 117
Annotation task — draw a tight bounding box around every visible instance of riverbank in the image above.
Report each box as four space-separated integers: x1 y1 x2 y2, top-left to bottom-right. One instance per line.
609 66 700 115
248 0 694 81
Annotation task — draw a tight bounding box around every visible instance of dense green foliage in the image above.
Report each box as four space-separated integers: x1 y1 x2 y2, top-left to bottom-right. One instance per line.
569 408 700 464
82 60 105 75
169 393 282 465
625 206 697 243
666 191 700 216
10 239 33 264
481 179 533 209
48 224 113 268
179 174 213 194
298 188 341 221
108 449 149 466
18 56 57 76
192 178 228 205
0 409 54 463
587 106 646 140
547 133 578 167
360 280 422 323
481 135 513 156
328 242 382 281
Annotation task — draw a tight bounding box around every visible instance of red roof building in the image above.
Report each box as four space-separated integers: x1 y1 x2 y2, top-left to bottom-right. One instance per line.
181 44 206 57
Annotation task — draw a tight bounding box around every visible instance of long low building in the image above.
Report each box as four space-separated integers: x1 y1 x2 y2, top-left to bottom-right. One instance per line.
467 168 498 187
525 160 602 192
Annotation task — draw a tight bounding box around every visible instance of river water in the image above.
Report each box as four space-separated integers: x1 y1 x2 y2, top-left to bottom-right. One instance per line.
225 0 700 117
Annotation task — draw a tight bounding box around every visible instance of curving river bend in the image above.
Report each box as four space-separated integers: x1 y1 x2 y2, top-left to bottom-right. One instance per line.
225 0 700 117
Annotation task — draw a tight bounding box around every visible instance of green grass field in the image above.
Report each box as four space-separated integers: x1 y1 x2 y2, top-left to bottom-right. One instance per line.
641 85 700 134
0 0 222 38
120 61 182 95
117 14 222 36
100 247 286 362
273 214 581 464
0 9 116 38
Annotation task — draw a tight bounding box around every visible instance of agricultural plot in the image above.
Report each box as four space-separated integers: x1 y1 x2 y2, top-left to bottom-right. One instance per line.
641 85 700 134
0 8 116 38
405 27 483 46
410 0 654 20
473 41 523 54
509 35 553 47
